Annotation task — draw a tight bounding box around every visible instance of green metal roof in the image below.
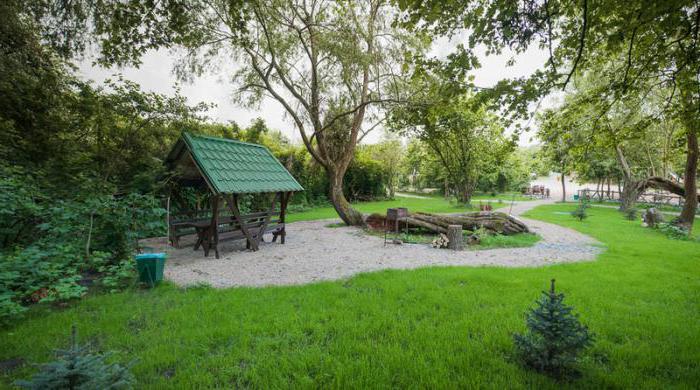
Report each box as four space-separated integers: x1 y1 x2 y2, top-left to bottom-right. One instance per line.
175 132 304 194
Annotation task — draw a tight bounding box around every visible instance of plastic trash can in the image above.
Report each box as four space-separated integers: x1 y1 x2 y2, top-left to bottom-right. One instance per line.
135 253 167 287
573 194 580 201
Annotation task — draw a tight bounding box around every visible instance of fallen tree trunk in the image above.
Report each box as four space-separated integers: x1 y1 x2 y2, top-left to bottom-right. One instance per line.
638 176 700 203
404 211 529 235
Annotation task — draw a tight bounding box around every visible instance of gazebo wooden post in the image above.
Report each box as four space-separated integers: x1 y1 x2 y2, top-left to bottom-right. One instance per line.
226 194 259 251
205 194 220 259
213 194 220 258
278 191 292 244
257 192 280 244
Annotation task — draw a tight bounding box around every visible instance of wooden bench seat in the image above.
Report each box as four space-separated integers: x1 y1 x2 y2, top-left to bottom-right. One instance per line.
169 209 287 257
168 192 292 259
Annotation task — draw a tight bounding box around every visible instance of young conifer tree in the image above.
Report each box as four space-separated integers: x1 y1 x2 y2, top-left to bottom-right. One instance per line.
15 326 134 389
514 279 594 378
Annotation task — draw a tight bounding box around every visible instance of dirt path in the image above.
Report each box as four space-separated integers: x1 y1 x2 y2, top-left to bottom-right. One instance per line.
154 199 602 288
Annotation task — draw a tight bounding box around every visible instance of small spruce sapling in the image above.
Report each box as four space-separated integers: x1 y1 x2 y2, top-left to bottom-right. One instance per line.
513 279 594 378
624 208 638 221
571 202 588 221
15 325 135 389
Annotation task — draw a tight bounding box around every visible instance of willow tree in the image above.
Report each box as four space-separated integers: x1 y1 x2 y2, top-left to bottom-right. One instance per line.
40 0 422 225
231 1 423 225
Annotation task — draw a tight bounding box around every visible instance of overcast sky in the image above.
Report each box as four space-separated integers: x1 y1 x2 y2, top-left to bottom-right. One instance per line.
77 34 552 146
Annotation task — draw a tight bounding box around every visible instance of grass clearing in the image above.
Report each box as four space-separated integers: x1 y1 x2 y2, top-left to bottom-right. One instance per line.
473 232 541 250
287 195 508 222
367 228 541 250
1 204 698 388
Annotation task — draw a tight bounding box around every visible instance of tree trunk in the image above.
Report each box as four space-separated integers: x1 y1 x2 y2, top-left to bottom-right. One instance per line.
677 129 698 232
405 211 529 235
458 182 474 204
615 144 639 211
328 168 364 226
560 167 566 203
620 179 640 212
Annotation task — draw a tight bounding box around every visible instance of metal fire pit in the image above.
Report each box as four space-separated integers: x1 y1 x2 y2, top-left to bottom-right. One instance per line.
384 207 409 246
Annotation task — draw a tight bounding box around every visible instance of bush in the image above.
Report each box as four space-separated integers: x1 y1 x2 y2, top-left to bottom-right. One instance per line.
624 208 638 221
99 259 137 293
657 222 689 240
15 326 135 389
514 279 594 378
0 190 165 325
571 203 588 221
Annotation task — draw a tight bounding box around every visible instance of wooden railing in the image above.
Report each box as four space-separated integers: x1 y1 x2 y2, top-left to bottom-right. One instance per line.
577 189 684 206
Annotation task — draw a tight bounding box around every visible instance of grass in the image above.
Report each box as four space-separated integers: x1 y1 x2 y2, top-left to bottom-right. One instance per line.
399 190 536 202
470 192 537 202
287 194 508 223
474 232 541 250
367 228 541 249
1 204 699 388
582 199 700 215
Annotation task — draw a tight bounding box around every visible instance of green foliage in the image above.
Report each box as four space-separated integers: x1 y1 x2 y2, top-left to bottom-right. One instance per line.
624 208 638 221
391 78 515 202
99 260 137 293
0 294 26 326
0 178 165 324
0 168 44 247
657 222 690 241
514 280 594 378
344 148 393 201
15 326 135 389
571 203 588 221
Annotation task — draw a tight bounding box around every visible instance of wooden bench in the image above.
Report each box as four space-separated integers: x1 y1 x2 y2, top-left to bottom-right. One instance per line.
169 209 286 257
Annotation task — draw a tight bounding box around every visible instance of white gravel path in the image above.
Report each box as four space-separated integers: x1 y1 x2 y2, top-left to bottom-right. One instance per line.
149 199 603 288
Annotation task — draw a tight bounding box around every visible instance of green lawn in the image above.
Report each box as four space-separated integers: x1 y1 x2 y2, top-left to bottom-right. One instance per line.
474 232 541 250
1 205 699 388
287 194 512 222
578 199 700 215
471 191 537 202
364 228 541 249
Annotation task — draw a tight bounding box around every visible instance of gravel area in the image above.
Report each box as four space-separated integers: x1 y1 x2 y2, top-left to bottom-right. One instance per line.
144 199 603 288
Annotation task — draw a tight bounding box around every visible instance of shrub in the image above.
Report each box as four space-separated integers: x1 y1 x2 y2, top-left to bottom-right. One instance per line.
514 279 594 378
15 326 135 389
624 208 638 221
0 192 165 325
657 222 689 240
99 259 137 293
571 203 588 221
0 294 26 326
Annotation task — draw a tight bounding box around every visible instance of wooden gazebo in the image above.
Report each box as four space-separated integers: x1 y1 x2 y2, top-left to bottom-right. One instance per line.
165 132 304 258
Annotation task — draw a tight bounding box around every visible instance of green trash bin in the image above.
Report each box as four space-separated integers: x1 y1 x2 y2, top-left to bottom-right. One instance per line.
135 253 167 287
573 194 580 201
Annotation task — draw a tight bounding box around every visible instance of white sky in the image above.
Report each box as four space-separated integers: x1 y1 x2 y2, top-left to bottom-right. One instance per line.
77 34 552 146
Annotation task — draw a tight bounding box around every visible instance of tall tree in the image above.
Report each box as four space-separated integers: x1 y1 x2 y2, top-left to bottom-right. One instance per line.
399 0 700 231
392 79 512 203
46 0 423 225
537 111 575 203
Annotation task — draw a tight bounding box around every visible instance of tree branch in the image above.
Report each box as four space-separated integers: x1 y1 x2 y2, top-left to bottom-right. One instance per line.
562 0 588 90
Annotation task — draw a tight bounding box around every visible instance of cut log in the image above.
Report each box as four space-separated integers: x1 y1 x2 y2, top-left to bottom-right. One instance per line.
406 211 529 235
447 225 463 251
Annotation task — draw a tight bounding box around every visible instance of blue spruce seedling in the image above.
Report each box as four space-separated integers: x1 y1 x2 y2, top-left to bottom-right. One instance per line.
514 279 594 378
